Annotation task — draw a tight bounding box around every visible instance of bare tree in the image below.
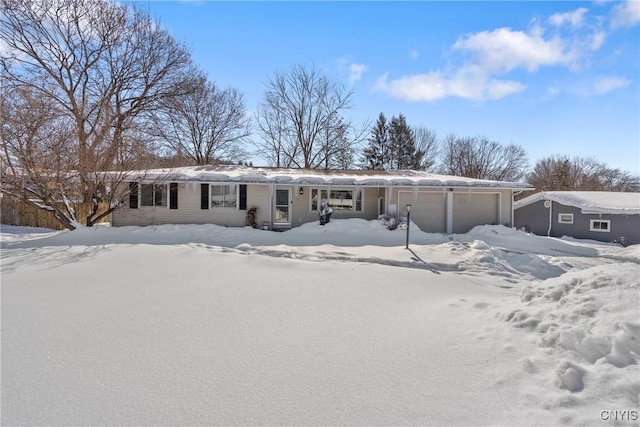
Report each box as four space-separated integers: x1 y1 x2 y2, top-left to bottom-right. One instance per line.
527 155 640 192
149 72 250 165
438 135 528 181
254 99 297 168
1 0 193 228
1 84 79 229
412 126 438 171
254 64 357 169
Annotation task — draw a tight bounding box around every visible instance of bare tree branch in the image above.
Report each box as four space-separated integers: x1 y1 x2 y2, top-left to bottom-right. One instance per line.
1 0 193 227
253 64 357 169
148 72 250 165
438 135 528 181
527 155 640 192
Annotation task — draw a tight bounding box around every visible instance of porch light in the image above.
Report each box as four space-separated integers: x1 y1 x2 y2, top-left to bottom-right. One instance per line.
299 187 304 195
405 204 412 250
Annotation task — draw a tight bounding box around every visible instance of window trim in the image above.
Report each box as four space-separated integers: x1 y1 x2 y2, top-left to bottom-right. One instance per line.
558 213 574 224
589 219 611 232
140 183 168 208
208 183 239 209
309 187 363 213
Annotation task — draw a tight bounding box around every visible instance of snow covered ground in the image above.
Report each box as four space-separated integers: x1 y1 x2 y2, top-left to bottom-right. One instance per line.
1 220 638 426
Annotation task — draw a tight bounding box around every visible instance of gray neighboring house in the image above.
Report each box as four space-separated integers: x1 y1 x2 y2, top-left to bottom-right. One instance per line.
111 165 533 233
514 191 640 246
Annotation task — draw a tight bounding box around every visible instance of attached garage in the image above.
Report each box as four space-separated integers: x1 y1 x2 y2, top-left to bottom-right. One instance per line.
452 192 500 233
398 190 446 233
112 166 531 231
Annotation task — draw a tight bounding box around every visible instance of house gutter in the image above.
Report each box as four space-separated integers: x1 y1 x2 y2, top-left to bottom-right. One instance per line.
547 198 553 236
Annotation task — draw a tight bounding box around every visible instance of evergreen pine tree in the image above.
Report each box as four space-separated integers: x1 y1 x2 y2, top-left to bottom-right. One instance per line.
388 114 415 169
361 113 388 170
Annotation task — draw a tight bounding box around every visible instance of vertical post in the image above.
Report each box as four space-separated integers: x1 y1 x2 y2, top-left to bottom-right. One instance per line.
405 204 412 250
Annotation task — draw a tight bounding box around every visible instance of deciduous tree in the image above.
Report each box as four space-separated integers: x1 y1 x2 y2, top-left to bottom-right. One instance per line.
149 72 250 166
439 135 528 181
0 0 193 228
527 155 639 192
412 126 438 171
254 64 360 169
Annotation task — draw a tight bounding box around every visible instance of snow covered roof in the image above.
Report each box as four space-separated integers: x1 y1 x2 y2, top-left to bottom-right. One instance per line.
514 191 640 215
123 165 534 190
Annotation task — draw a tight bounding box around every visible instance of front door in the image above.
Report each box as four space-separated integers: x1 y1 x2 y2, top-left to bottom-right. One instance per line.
274 188 290 225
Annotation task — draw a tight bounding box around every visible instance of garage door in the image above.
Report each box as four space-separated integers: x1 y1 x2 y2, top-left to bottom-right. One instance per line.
398 191 446 233
452 193 499 233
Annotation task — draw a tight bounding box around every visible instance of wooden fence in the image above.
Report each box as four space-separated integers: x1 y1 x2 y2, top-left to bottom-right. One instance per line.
0 196 110 230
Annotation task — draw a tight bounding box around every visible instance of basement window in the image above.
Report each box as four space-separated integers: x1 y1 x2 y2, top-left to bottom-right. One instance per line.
590 219 610 232
558 213 574 224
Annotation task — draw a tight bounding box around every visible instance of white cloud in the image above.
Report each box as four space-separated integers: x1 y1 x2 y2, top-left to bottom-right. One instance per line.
592 76 632 94
545 84 561 99
452 27 575 72
375 6 619 103
610 0 640 29
348 63 367 84
486 79 528 100
374 67 526 102
548 8 588 28
336 57 367 85
590 31 606 51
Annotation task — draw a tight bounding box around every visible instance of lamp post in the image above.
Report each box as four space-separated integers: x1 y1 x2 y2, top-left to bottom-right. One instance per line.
405 204 412 250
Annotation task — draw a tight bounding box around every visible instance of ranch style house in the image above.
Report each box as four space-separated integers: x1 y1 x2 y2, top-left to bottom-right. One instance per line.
112 165 534 233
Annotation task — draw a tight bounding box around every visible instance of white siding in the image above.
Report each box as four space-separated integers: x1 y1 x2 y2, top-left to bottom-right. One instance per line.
290 186 380 227
112 182 515 232
112 183 270 227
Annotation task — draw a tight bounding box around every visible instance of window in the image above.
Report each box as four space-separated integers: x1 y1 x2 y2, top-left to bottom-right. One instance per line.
558 213 574 224
211 184 237 208
311 189 328 212
140 184 167 207
311 188 362 212
129 182 138 209
590 219 611 232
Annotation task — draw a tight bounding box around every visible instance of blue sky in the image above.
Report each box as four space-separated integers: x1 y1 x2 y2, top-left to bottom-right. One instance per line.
138 1 639 174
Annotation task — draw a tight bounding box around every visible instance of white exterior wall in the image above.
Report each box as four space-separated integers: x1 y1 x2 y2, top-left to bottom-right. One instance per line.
290 186 380 227
112 183 270 227
112 182 514 232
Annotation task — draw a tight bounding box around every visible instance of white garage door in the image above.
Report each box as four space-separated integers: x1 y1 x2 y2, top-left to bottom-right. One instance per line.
452 193 499 233
398 191 446 233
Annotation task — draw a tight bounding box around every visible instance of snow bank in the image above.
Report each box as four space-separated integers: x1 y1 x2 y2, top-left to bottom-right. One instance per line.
502 263 640 424
119 164 533 189
514 191 640 214
2 221 638 426
0 224 60 243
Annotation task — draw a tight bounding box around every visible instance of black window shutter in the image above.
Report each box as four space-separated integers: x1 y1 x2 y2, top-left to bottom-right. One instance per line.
200 183 209 209
170 183 178 209
129 182 138 209
239 184 247 210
